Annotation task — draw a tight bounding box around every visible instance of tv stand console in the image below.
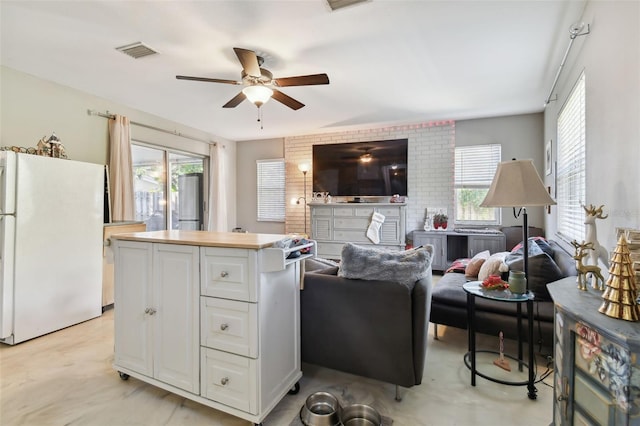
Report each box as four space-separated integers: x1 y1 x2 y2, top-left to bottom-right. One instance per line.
310 203 406 259
412 230 506 271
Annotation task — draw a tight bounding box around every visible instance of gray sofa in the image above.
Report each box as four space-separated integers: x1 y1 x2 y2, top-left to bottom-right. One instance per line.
429 238 576 351
300 260 433 397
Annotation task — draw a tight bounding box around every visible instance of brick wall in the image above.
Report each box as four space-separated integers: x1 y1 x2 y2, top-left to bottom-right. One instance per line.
284 121 455 241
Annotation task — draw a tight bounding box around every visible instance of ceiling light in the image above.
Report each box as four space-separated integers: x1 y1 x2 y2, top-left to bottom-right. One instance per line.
242 85 273 107
360 153 372 163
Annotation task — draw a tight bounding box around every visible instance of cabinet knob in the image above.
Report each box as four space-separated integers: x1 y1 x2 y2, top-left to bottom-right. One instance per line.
145 308 156 315
220 271 229 278
220 323 229 331
220 377 229 386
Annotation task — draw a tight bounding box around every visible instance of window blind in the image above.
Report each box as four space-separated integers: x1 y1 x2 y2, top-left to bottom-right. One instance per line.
454 144 501 224
257 159 285 222
455 144 502 187
556 72 586 242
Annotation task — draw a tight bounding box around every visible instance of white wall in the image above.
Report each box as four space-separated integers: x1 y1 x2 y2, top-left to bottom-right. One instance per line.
236 138 285 234
543 1 640 254
0 66 237 230
456 113 546 229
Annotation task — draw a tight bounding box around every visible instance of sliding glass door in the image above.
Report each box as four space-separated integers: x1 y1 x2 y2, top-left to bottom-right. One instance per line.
132 144 205 231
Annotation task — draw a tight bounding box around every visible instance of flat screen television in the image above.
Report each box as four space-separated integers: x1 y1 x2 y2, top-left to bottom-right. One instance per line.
312 139 408 197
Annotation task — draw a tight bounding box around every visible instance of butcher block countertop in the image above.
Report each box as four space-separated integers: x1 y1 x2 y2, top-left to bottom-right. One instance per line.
110 230 290 249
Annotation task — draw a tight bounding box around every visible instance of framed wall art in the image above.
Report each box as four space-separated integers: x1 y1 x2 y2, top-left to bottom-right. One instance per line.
545 139 553 175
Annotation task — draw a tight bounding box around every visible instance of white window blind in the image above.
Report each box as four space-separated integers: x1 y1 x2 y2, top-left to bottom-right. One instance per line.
454 144 502 224
257 159 285 222
556 72 586 242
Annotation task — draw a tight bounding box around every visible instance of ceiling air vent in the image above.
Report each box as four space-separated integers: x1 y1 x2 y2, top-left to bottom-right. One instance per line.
326 0 370 11
116 42 158 59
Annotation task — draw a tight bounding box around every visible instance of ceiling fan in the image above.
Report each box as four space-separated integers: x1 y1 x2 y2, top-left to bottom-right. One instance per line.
176 47 330 110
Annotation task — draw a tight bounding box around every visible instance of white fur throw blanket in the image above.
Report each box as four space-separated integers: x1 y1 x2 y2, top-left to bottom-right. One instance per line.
338 243 432 284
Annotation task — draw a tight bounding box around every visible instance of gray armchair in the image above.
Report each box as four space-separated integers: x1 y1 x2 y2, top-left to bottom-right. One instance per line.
300 263 433 400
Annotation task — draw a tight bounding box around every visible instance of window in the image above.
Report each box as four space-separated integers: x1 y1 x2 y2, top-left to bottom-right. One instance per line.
454 144 502 224
556 72 586 242
132 144 205 231
257 159 285 222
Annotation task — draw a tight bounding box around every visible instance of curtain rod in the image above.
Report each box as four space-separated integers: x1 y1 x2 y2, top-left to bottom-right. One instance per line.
544 23 590 106
87 109 215 145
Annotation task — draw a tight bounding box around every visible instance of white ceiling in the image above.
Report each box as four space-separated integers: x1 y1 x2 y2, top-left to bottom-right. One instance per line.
0 1 587 142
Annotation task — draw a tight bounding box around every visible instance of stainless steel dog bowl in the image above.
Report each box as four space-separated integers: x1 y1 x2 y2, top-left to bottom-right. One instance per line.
299 391 341 426
340 403 382 426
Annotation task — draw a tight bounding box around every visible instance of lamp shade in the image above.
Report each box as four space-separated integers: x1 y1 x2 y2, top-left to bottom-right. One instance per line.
480 159 556 207
298 162 311 173
242 85 273 107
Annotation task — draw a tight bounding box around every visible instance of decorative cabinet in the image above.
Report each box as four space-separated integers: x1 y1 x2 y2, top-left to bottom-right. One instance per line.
113 241 199 393
548 277 640 426
112 231 313 425
310 203 406 259
412 230 506 271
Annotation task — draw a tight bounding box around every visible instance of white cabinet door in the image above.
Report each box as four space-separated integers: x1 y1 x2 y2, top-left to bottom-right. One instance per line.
114 241 153 377
153 243 200 393
114 241 199 394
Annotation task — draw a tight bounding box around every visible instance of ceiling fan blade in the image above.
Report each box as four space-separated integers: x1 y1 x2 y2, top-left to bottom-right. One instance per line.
223 92 246 108
273 73 330 87
233 47 261 77
271 89 305 110
176 75 241 85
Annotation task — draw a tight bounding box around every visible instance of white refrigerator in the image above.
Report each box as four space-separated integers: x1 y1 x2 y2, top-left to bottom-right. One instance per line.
0 152 103 344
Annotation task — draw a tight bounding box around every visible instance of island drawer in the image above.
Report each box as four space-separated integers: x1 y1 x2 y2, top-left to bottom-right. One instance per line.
201 348 257 414
201 297 258 358
201 247 256 302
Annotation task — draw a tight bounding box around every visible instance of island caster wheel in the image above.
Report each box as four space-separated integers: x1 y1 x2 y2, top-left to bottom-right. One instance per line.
118 372 130 380
253 423 263 426
287 382 300 395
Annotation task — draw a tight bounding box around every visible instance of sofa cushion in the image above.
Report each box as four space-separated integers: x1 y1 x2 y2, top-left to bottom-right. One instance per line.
338 243 432 284
505 252 565 301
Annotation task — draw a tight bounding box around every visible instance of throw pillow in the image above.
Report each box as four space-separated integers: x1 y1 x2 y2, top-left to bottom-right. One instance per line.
446 258 470 274
505 252 565 301
465 250 490 277
338 243 432 284
478 251 510 281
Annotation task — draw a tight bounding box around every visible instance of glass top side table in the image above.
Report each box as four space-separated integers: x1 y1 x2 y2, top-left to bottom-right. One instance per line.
462 281 538 400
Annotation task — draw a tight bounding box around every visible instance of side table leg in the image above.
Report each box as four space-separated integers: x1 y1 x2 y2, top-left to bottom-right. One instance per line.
527 299 537 400
467 292 476 386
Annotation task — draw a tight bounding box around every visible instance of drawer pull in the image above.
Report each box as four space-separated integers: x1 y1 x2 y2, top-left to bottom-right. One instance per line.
220 271 229 278
220 377 229 386
220 323 229 331
144 308 157 315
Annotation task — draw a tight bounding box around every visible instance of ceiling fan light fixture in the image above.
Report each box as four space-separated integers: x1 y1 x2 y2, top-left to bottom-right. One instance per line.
242 85 273 107
360 153 373 163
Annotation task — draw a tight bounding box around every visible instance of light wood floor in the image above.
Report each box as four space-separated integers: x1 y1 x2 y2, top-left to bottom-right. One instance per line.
0 308 554 425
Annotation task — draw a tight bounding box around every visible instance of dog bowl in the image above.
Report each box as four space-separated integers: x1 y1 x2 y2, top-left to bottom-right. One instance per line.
299 391 341 426
340 403 382 426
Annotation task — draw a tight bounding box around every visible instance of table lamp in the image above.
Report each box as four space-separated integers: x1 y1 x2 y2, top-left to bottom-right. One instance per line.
480 159 556 289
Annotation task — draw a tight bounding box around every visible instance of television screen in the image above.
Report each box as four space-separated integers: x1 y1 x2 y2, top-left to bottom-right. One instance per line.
312 139 408 197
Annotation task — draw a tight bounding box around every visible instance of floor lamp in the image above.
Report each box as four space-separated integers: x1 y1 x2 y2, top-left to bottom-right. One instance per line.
297 162 311 236
480 158 556 399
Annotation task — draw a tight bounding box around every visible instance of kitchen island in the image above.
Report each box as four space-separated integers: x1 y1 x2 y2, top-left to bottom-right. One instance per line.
111 231 314 426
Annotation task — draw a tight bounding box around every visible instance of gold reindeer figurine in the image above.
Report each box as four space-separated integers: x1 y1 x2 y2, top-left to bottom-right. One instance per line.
571 240 605 291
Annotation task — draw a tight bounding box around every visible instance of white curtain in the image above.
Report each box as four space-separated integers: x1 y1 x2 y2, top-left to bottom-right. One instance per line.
108 115 135 221
207 143 228 231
